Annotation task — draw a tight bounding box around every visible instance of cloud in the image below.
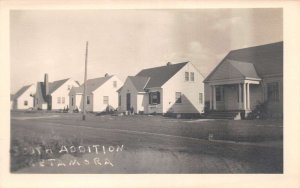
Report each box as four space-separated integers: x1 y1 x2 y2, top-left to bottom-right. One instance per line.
187 41 211 61
160 41 219 76
211 16 243 31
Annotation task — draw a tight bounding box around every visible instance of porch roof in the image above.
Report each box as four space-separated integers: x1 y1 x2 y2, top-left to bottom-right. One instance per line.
228 60 260 79
204 59 261 84
204 41 283 83
128 76 150 92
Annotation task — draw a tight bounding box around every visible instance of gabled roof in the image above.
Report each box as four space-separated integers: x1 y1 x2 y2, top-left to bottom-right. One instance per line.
48 78 70 94
136 62 188 88
228 60 260 79
13 84 33 100
204 41 283 82
72 75 113 94
36 77 71 102
128 76 150 92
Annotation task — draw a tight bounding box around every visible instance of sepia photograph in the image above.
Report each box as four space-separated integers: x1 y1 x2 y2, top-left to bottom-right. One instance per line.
9 8 284 174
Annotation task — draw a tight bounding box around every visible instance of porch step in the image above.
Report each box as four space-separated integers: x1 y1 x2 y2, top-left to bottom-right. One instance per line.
203 111 241 120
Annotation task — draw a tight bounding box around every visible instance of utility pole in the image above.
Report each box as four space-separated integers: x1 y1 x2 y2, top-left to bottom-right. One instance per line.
82 41 88 120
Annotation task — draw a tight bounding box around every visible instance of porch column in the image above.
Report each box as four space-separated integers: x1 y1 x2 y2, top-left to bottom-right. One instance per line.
213 85 217 110
238 83 242 109
247 83 251 110
243 83 247 110
209 85 213 110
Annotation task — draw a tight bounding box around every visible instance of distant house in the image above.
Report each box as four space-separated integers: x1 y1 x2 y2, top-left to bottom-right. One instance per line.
118 62 205 116
35 74 80 110
204 41 283 118
11 84 36 110
69 74 123 112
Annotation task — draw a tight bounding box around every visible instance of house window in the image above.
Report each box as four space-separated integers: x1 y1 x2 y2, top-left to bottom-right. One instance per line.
118 95 121 106
175 92 182 103
103 96 109 104
199 93 203 104
24 100 28 106
190 72 195 81
113 81 117 88
87 96 90 105
267 82 279 102
149 91 160 105
216 86 224 101
71 97 74 106
185 72 189 81
57 97 61 104
36 99 38 104
62 97 65 104
68 85 71 90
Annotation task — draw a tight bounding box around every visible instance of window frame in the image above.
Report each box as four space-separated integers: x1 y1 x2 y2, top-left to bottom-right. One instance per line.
103 96 109 105
190 72 195 81
149 91 160 105
87 96 90 105
185 72 189 81
199 93 203 104
57 97 61 104
113 81 117 88
175 92 182 104
267 82 280 102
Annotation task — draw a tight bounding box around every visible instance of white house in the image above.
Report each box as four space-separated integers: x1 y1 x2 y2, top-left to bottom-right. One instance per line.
118 62 205 116
69 74 123 112
11 84 36 110
204 42 283 118
35 74 80 110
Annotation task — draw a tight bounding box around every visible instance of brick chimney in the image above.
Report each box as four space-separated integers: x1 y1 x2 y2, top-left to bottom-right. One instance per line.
44 73 49 96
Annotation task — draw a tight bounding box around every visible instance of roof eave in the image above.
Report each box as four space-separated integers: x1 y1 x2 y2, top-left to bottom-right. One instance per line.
161 61 189 88
204 53 231 82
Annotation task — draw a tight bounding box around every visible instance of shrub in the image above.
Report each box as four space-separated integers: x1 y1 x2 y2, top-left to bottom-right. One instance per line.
247 101 269 120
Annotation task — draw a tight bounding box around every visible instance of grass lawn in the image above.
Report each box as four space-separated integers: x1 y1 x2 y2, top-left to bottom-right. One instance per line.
10 111 283 173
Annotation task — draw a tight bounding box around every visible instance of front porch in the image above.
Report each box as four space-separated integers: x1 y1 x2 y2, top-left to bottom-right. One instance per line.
208 79 261 117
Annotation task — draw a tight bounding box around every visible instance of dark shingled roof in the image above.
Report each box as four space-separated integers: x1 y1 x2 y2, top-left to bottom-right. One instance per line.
136 62 188 88
73 75 113 94
36 78 70 102
205 41 283 82
13 85 32 100
128 76 150 92
48 78 69 94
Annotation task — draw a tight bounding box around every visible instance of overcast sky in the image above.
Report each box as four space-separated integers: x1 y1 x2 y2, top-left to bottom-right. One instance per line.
10 9 282 94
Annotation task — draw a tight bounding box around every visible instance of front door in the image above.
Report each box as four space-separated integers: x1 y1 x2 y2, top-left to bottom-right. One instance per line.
224 85 239 110
126 93 131 111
